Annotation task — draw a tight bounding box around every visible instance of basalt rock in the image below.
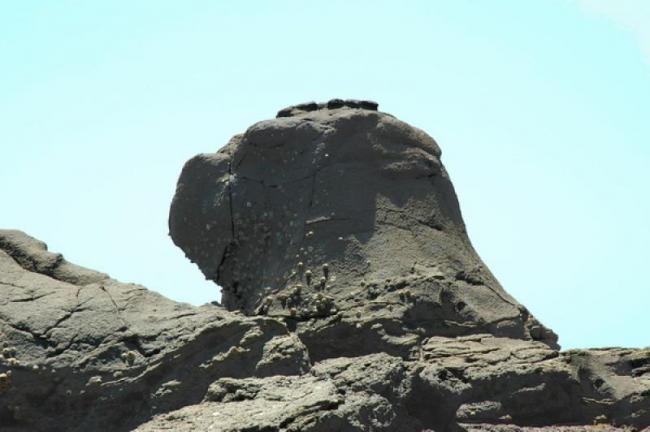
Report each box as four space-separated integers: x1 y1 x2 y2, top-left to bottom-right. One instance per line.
2 101 649 432
135 335 650 431
169 99 559 359
0 229 309 431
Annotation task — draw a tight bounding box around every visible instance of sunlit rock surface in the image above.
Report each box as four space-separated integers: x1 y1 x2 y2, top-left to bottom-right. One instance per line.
1 101 648 431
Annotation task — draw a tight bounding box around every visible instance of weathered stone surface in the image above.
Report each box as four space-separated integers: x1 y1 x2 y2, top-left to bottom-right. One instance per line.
2 230 648 431
168 100 559 358
0 229 309 431
3 101 649 432
135 335 650 431
422 336 650 427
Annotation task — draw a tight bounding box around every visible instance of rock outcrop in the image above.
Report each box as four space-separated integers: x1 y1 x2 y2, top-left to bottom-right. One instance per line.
168 99 558 362
0 230 309 431
136 336 650 431
1 100 648 431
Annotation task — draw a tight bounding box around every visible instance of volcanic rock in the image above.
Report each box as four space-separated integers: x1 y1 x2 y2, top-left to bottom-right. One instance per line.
136 336 650 431
169 99 558 360
0 229 309 431
2 101 649 432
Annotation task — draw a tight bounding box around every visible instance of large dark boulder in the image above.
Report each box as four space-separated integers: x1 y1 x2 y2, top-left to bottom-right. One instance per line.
169 99 558 358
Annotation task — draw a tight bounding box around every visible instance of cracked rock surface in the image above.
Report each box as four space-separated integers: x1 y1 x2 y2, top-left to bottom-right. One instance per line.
169 100 558 359
136 335 650 431
2 101 649 431
0 229 309 431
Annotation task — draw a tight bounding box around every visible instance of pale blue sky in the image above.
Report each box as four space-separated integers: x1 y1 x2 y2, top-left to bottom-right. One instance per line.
1 1 648 349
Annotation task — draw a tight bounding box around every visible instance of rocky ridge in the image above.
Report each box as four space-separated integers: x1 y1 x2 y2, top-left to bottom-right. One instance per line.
1 100 648 431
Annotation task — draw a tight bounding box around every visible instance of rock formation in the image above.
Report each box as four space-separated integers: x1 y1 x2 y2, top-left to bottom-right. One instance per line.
168 99 558 361
0 229 309 431
1 100 648 431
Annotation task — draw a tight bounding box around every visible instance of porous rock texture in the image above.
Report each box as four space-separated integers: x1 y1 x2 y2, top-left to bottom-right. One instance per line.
169 99 559 361
2 100 649 431
0 230 309 431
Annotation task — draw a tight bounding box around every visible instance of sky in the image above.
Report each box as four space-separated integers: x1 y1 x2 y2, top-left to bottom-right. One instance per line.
1 1 648 350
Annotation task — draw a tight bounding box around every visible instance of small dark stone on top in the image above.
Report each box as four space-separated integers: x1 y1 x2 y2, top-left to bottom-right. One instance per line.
295 102 319 112
276 99 380 118
277 108 294 118
359 100 379 110
327 98 345 109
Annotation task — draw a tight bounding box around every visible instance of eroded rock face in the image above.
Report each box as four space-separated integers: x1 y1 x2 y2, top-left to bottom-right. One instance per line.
2 229 649 431
3 101 649 432
169 99 558 355
135 336 650 431
136 353 424 432
0 230 309 431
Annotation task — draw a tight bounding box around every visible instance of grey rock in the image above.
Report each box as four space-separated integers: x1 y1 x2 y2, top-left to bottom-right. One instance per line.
276 98 379 117
2 234 648 431
136 353 425 432
0 229 109 285
3 101 649 432
135 335 650 431
168 101 559 360
0 229 309 431
420 335 650 427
